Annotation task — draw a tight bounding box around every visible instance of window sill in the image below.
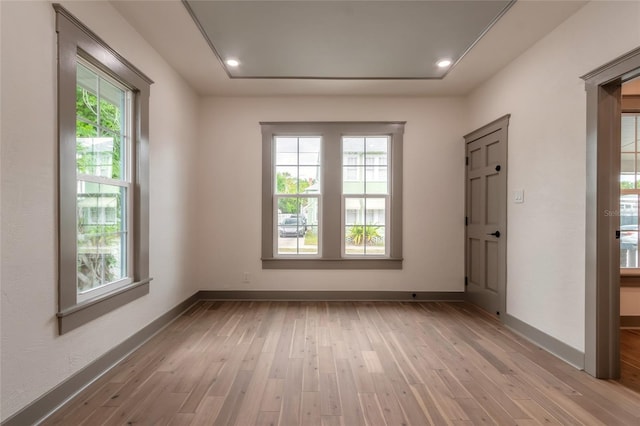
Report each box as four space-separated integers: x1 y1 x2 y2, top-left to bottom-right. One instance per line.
621 273 640 287
262 258 403 270
57 278 151 334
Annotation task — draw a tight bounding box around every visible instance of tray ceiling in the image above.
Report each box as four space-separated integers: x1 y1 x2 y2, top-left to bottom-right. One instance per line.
111 0 587 96
183 0 514 79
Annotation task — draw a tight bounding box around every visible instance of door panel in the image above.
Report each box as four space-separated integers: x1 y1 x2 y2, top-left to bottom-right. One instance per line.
486 241 499 291
487 174 500 225
465 116 509 316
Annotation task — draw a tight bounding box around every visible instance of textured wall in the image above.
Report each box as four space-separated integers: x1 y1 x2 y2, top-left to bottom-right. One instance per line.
0 1 199 419
468 0 640 350
194 96 467 293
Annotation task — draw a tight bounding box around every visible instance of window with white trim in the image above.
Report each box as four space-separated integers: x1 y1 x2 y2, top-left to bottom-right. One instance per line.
55 5 152 334
261 122 404 269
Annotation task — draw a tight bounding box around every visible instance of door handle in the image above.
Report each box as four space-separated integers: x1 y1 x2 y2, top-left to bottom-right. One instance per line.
487 231 501 238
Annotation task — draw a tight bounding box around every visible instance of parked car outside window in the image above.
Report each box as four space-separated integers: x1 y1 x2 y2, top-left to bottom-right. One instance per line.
279 217 306 237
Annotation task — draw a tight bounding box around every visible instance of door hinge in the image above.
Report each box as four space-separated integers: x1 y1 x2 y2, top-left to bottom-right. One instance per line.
464 276 468 286
465 156 469 166
616 230 621 239
465 216 468 226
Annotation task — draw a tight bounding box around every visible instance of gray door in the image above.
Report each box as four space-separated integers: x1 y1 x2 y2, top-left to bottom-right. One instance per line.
465 116 509 316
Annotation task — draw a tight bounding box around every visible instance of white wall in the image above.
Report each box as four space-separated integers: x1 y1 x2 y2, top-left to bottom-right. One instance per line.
467 1 640 351
0 1 199 420
194 97 467 293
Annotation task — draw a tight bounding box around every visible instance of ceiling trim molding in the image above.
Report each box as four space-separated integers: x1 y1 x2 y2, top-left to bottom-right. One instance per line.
441 0 516 80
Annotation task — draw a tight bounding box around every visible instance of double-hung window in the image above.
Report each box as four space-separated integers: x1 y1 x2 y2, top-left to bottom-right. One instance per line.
274 136 321 255
262 122 404 269
343 136 389 256
76 59 133 302
55 5 152 334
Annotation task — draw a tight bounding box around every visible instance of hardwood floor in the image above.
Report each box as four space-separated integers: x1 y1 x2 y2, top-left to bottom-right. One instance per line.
43 301 640 425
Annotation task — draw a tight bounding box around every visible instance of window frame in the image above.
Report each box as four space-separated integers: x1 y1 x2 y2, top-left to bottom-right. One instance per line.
261 122 404 270
55 5 153 334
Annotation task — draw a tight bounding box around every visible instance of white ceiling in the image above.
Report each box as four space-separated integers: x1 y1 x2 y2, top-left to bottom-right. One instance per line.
111 0 587 97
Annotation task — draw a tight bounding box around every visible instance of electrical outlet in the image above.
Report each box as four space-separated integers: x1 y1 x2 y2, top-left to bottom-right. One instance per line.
242 272 251 283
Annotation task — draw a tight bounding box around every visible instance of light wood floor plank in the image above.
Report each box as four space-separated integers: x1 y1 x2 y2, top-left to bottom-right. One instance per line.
40 301 640 426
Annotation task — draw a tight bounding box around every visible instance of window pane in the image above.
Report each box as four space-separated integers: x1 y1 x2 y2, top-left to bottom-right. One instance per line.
277 196 300 216
275 166 299 194
621 194 638 269
345 197 386 256
343 175 364 194
77 182 127 293
343 137 364 164
621 153 636 189
366 137 388 165
76 135 123 179
76 63 98 124
277 197 318 255
275 137 298 165
301 197 319 254
77 63 126 181
343 136 388 195
77 120 98 138
299 137 321 165
365 166 388 194
299 166 321 193
366 198 386 225
344 166 359 181
303 226 319 254
345 226 365 255
102 131 124 180
345 224 386 255
98 78 125 133
622 115 636 152
366 226 386 255
345 197 364 225
303 197 319 227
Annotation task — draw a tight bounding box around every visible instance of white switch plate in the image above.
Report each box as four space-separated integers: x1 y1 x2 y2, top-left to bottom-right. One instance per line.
513 189 524 204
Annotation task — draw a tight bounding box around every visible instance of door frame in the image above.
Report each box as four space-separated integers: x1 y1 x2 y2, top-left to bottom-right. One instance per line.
582 47 640 379
464 115 510 319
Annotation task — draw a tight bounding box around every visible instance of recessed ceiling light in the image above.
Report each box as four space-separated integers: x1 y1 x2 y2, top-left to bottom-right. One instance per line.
436 59 452 68
226 59 240 67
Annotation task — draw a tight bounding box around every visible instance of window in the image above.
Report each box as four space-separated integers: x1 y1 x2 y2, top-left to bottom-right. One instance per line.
55 5 152 334
621 112 640 270
261 122 404 269
76 60 132 302
274 136 321 255
343 136 389 256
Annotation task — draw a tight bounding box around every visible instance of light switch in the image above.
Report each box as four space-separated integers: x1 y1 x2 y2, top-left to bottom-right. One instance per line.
513 189 524 204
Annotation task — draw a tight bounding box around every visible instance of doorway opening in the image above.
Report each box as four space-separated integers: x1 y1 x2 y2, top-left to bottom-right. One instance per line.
619 75 640 391
583 47 640 379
